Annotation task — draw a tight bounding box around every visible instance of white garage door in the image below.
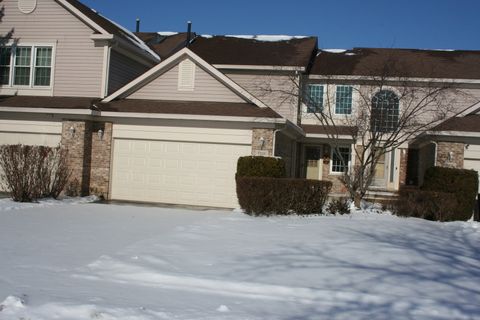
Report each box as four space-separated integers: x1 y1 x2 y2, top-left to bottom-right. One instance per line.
110 125 252 208
465 144 480 193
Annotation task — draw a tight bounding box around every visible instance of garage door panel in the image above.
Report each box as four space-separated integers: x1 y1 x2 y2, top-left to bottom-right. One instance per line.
111 138 250 207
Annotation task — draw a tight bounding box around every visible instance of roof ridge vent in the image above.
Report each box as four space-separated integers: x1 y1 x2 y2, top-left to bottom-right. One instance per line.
18 0 37 14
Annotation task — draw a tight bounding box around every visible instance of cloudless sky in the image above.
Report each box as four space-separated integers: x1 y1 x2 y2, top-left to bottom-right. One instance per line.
81 0 480 50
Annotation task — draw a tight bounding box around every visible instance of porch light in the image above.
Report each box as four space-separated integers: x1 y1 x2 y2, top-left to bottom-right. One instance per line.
97 129 104 140
68 126 75 138
259 136 265 149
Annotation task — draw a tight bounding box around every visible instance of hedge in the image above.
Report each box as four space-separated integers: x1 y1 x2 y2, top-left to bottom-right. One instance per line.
236 177 332 216
422 167 478 221
394 188 458 221
236 156 286 178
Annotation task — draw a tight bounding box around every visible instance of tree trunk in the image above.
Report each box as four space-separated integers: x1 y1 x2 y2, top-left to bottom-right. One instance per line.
354 193 362 209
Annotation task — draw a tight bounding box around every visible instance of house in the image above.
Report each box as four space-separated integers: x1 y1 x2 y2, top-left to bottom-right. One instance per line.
0 0 479 208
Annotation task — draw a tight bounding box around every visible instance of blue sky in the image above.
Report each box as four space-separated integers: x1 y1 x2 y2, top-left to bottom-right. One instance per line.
82 0 480 50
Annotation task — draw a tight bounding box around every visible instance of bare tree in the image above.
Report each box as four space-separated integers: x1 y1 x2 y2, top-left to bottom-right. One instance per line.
258 55 465 207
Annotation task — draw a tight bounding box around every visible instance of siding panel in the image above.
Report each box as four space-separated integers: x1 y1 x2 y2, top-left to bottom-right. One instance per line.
0 0 104 97
108 50 149 95
128 60 244 103
226 71 298 121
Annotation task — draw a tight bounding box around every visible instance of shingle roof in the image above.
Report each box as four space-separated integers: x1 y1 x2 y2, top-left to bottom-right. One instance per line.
0 95 98 109
0 96 281 119
137 33 318 68
311 48 480 79
59 0 159 61
189 35 317 67
432 114 480 132
99 99 282 118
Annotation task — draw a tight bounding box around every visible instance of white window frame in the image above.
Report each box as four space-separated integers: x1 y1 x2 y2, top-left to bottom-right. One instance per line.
330 145 351 175
305 84 325 114
333 85 354 116
0 42 56 96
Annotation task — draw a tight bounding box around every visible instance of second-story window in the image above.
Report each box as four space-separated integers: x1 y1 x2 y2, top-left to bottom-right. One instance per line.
335 85 353 114
306 84 323 113
1 45 53 87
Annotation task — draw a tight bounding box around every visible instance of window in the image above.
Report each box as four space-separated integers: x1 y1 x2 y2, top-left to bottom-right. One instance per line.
371 90 399 132
331 146 350 173
34 47 52 86
0 47 11 85
335 85 352 114
1 45 52 87
14 47 32 85
306 84 323 113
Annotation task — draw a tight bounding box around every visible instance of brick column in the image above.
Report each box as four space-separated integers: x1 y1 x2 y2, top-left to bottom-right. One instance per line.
61 120 92 196
90 122 113 199
436 141 464 169
399 148 408 186
251 128 274 156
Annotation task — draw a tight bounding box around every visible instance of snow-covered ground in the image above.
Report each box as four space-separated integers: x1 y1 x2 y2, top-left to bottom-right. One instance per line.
0 199 479 320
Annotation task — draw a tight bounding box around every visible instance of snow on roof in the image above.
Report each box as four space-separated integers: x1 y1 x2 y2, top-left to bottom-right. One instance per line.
322 49 347 53
201 34 213 39
157 31 179 36
224 35 308 42
100 14 160 61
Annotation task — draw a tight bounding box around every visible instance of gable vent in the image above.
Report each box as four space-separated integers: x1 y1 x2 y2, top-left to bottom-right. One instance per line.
18 0 37 14
178 59 196 91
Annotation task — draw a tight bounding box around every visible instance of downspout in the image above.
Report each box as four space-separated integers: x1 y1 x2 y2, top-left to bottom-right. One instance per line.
431 141 438 166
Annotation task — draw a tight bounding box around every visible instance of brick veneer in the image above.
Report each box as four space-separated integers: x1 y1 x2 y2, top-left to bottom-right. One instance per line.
61 120 113 198
252 128 274 157
436 141 464 169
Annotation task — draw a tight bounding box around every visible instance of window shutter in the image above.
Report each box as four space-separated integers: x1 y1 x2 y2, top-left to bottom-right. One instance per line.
18 0 37 14
178 59 195 91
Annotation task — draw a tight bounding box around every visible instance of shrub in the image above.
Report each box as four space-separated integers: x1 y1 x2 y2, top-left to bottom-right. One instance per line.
394 187 458 221
422 167 478 221
327 198 351 215
236 177 332 216
236 156 286 178
0 144 71 202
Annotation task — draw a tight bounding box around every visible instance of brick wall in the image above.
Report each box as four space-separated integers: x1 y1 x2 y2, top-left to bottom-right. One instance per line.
89 122 113 198
61 120 113 198
436 141 464 169
251 128 274 157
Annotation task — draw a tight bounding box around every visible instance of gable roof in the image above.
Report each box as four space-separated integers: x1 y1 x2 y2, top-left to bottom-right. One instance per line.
103 47 269 108
311 48 480 80
432 114 480 133
56 0 159 61
137 33 317 68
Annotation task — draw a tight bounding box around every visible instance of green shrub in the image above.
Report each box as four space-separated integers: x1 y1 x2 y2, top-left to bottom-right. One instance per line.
327 198 351 215
236 177 332 216
236 156 286 178
422 167 478 221
394 187 458 221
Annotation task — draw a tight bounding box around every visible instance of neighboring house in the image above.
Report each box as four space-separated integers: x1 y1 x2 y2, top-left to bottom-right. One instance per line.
0 0 479 208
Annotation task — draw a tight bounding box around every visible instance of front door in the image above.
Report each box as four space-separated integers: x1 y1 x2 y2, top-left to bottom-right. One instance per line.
372 150 388 188
305 146 322 180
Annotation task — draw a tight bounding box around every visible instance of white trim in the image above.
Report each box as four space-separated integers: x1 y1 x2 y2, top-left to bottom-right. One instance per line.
0 106 95 115
305 133 352 140
309 74 480 84
457 100 480 117
330 145 351 175
213 64 305 71
102 48 269 108
0 87 53 96
101 45 111 98
55 0 109 35
99 111 286 123
426 130 480 138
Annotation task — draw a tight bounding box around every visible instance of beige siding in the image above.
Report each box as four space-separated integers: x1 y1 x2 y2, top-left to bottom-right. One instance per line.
128 60 244 103
108 49 149 95
225 71 298 122
0 0 104 97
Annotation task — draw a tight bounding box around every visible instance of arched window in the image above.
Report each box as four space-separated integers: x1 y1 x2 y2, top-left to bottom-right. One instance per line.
371 90 399 132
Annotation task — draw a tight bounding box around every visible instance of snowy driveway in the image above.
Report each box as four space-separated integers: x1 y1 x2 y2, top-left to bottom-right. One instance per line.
0 200 479 319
